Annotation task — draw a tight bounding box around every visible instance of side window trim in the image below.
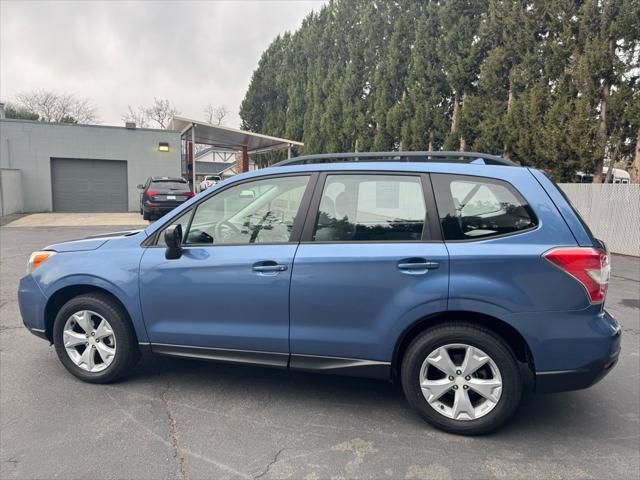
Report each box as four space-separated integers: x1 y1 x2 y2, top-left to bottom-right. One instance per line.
289 172 320 242
300 171 440 243
145 172 318 247
300 172 326 242
422 173 443 242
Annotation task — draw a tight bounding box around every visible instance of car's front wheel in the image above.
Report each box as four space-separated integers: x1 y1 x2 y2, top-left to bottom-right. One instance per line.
52 293 140 383
401 322 522 435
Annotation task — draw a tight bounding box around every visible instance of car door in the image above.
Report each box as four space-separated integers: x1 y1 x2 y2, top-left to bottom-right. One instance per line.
289 172 449 374
139 173 316 366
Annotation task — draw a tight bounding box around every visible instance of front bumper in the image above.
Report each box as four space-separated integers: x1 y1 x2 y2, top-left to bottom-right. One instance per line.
18 274 49 340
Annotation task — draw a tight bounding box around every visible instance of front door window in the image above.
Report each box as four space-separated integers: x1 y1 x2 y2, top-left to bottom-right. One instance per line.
184 175 310 245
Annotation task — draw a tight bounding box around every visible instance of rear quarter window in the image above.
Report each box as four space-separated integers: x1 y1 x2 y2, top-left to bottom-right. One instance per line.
432 174 537 241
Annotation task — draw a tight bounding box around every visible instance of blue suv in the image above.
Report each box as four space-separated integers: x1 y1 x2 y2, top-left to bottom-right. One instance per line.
18 152 620 434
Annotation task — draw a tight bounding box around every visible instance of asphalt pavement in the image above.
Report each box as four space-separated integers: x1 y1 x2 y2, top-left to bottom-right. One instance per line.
1 224 638 480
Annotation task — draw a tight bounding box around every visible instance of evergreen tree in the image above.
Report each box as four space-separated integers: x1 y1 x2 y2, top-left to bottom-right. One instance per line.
239 0 640 180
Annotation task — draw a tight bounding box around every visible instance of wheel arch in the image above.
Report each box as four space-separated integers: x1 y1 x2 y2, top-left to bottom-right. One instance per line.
44 285 137 343
391 310 535 378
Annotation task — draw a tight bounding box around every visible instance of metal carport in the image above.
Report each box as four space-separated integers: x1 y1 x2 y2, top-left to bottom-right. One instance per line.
168 116 304 192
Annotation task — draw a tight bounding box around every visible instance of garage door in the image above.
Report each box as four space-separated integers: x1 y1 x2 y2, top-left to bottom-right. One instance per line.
51 158 128 212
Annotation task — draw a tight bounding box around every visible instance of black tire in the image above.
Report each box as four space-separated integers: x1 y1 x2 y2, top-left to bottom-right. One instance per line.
401 322 522 435
52 293 140 384
143 210 150 221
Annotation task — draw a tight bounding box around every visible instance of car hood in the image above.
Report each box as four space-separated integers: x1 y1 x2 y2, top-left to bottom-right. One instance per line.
44 229 144 252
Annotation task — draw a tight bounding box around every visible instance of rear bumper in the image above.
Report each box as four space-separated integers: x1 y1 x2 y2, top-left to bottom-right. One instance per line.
535 347 620 393
143 203 184 216
533 309 621 393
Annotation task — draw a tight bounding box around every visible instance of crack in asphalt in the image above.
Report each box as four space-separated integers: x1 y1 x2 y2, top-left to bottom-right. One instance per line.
105 389 251 478
160 379 191 480
253 448 286 479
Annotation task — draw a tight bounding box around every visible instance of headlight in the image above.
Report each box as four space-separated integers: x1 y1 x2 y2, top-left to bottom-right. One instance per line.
27 251 56 274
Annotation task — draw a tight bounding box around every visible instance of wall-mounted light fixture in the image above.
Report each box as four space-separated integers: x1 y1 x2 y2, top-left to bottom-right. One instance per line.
158 142 170 152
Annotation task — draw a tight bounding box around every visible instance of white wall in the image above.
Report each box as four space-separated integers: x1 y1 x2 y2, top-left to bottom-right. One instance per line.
0 168 23 216
559 183 640 257
0 119 181 212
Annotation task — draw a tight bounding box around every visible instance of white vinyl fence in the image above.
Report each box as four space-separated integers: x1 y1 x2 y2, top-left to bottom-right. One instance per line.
559 183 640 257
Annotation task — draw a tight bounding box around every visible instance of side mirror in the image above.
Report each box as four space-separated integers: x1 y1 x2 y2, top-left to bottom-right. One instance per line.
164 224 183 260
137 184 144 189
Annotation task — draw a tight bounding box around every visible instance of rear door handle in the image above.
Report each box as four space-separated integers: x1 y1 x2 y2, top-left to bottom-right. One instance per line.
397 259 440 270
252 261 288 273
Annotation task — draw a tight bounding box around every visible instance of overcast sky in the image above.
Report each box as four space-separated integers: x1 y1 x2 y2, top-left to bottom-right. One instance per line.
1 0 325 128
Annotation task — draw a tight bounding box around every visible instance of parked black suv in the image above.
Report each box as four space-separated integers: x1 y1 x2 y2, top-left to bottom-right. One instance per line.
138 177 193 220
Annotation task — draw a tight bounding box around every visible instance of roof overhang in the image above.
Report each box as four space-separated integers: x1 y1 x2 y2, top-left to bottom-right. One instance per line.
168 116 303 155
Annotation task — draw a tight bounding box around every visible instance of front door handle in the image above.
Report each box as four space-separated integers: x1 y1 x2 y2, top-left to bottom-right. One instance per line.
252 261 288 273
397 258 440 271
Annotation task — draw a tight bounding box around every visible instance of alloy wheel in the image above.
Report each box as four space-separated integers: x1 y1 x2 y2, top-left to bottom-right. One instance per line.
62 310 117 373
419 343 502 421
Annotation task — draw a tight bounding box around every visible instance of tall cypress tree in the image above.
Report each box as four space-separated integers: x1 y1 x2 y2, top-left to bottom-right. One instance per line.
239 0 640 179
402 1 449 151
438 0 487 151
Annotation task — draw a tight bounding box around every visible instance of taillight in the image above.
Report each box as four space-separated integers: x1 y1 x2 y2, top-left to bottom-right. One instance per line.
146 190 159 197
543 247 610 304
185 191 194 198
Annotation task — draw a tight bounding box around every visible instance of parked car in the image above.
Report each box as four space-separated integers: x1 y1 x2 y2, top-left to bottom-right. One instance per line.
199 175 222 192
576 167 631 184
138 177 194 220
19 152 620 435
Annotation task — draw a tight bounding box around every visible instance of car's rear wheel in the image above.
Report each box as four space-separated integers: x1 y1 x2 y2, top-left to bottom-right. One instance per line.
52 293 140 383
401 322 522 435
142 210 150 220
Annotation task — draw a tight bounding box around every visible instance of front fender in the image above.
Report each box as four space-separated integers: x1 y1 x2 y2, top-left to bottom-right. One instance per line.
32 244 148 343
42 274 148 343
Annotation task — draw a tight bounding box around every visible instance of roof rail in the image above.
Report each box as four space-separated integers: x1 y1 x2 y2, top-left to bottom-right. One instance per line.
273 151 517 167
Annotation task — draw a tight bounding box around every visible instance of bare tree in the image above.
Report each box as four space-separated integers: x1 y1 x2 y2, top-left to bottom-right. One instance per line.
203 104 230 125
122 105 150 128
121 98 179 129
147 98 180 129
12 90 98 124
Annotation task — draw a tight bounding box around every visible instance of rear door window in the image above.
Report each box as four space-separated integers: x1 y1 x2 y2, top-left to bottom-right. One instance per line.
432 174 537 240
312 174 427 242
